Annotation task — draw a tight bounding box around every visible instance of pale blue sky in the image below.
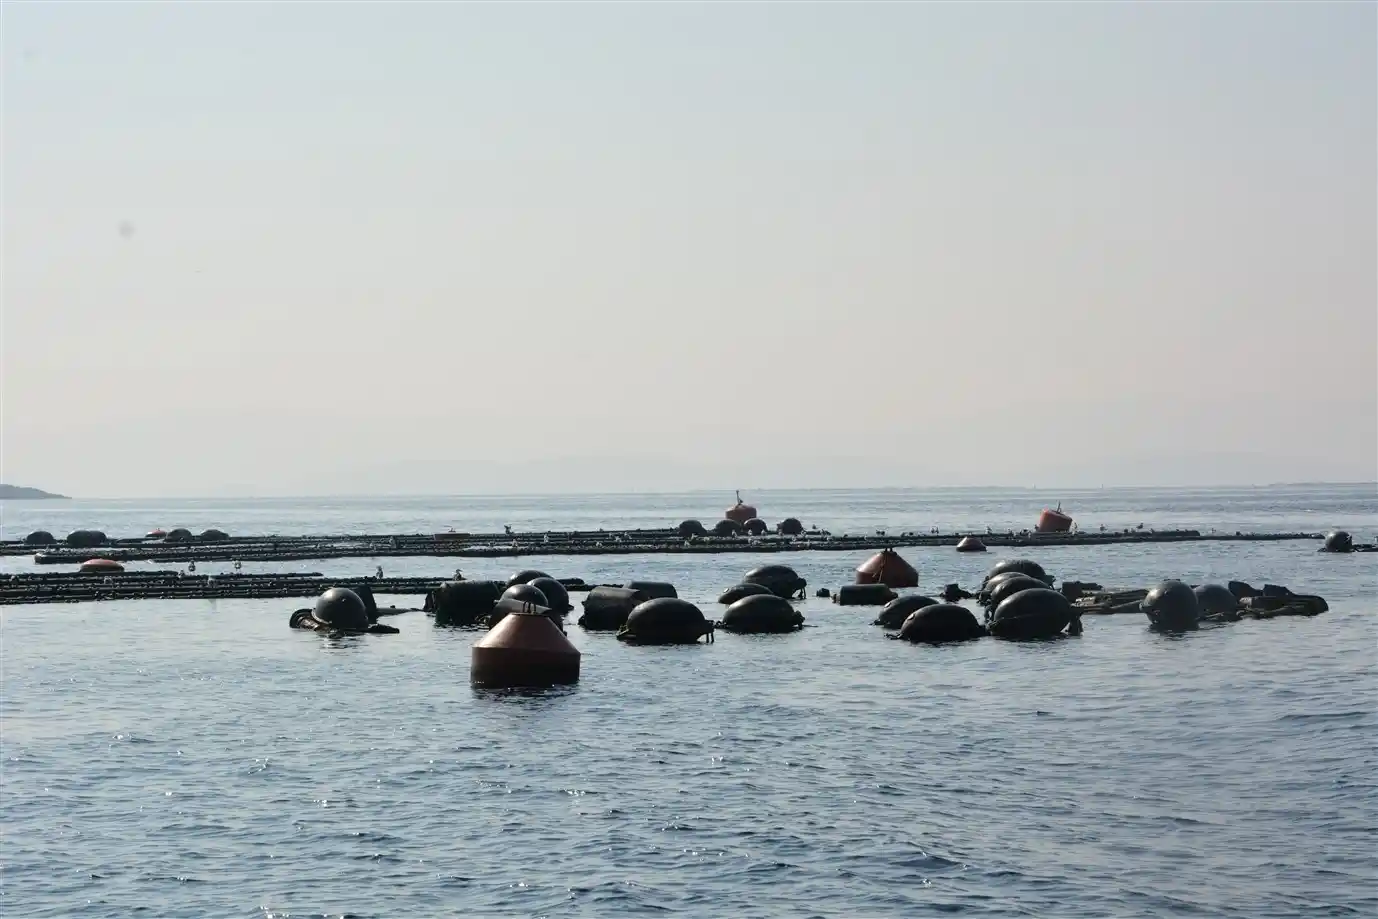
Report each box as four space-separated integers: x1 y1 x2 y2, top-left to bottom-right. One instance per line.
3 3 1374 496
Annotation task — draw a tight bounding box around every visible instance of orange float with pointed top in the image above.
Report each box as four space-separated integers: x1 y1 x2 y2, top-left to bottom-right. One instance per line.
855 548 919 588
471 599 580 688
1036 503 1074 533
724 490 758 524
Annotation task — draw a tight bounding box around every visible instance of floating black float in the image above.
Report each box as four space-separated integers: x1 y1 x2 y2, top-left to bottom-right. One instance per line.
165 528 193 543
200 528 229 542
1322 530 1353 553
717 582 773 604
835 583 897 606
578 586 649 631
985 574 1049 610
626 580 677 600
720 594 804 634
617 598 714 644
777 517 804 536
65 529 107 548
429 580 504 626
1142 580 1200 631
743 564 807 599
744 518 769 536
873 594 940 628
984 559 1051 586
956 536 987 553
507 569 551 587
989 588 1079 639
527 576 571 613
678 519 709 539
25 530 55 546
897 604 986 643
472 599 579 688
290 587 398 635
713 519 746 537
1193 583 1239 618
492 583 562 629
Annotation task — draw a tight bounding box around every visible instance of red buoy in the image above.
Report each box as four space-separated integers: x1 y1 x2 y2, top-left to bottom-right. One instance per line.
146 528 167 539
724 490 758 525
855 548 919 588
79 558 124 573
472 600 580 688
1036 504 1074 533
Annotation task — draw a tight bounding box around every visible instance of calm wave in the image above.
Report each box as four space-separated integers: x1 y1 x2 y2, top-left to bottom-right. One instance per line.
3 485 1375 917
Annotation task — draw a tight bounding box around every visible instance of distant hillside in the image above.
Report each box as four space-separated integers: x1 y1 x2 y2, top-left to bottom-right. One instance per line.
0 484 70 500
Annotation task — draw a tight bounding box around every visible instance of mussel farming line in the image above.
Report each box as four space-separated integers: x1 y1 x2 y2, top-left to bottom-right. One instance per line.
1 572 448 606
5 527 1327 564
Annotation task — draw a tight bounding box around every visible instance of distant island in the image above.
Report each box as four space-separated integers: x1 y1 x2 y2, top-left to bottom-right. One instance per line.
0 484 70 500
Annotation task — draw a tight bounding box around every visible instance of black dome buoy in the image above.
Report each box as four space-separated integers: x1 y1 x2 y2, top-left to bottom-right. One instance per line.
989 588 1076 639
777 517 804 536
626 580 677 600
429 580 504 626
578 586 648 630
164 528 193 543
64 529 108 548
743 564 806 599
502 583 549 607
835 583 897 606
24 530 56 546
956 536 987 553
713 519 746 537
507 569 551 587
898 604 985 643
617 598 713 644
678 519 709 539
312 587 370 632
527 576 571 613
1193 583 1239 617
985 574 1048 609
720 594 804 634
717 582 773 605
199 528 229 542
743 517 769 536
984 559 1051 586
1142 580 1200 631
492 583 561 629
873 594 940 628
1322 530 1354 553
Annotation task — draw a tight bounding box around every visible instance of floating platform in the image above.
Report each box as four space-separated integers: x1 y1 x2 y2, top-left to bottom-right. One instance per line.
0 527 1328 565
0 572 443 606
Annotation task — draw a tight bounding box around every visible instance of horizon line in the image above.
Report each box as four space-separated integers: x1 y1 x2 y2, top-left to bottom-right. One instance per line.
6 481 1375 502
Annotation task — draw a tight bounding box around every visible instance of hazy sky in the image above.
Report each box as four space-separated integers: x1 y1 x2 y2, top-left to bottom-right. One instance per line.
3 3 1374 497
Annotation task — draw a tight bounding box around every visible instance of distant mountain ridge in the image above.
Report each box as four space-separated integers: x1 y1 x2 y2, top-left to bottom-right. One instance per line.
0 484 69 500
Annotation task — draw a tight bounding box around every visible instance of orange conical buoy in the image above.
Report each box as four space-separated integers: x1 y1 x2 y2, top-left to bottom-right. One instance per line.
1036 503 1074 533
855 548 918 588
724 490 758 524
471 600 580 688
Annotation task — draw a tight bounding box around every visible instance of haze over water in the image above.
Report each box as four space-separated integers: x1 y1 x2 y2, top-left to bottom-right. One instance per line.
4 3 1376 497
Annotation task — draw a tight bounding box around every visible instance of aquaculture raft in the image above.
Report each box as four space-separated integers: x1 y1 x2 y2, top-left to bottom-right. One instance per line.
0 527 1327 564
0 572 445 606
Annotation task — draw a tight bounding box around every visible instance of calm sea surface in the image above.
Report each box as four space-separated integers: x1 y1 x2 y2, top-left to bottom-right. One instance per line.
3 485 1376 918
